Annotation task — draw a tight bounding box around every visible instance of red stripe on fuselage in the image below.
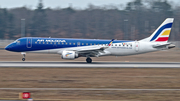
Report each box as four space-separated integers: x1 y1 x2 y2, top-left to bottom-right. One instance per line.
155 37 169 41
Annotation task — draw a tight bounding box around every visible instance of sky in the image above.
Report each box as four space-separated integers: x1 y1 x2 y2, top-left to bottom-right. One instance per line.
0 0 179 9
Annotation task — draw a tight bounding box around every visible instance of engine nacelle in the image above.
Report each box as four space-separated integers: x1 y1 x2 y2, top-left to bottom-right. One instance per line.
61 51 78 60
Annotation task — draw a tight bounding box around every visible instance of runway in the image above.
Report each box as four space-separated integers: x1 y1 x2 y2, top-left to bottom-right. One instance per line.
0 61 180 68
1 88 180 91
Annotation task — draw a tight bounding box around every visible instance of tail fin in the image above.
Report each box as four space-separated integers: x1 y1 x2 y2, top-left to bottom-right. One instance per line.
141 18 174 42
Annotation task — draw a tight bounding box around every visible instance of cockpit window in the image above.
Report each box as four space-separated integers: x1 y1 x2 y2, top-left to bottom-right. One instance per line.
14 40 18 43
17 40 20 43
14 39 20 43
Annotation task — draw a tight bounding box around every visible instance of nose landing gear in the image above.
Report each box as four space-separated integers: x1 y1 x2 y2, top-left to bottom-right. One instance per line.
21 52 26 61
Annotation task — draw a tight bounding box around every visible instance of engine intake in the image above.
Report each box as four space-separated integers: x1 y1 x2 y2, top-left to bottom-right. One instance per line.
61 51 78 60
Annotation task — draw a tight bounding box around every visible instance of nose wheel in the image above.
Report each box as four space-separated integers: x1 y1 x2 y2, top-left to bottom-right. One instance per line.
86 57 92 63
22 58 25 61
21 52 26 61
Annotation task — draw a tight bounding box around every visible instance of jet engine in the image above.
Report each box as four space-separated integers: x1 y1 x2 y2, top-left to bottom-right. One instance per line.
61 51 78 60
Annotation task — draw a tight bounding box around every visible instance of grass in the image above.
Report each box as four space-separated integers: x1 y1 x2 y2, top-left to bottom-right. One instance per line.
0 68 180 100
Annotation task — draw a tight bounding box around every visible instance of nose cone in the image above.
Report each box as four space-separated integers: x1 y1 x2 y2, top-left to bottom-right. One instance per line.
5 43 14 51
5 45 10 51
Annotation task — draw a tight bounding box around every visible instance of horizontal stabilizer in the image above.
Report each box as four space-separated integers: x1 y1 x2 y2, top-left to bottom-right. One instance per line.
153 43 175 49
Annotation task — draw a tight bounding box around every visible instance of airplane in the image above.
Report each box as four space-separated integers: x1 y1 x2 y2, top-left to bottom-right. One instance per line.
5 18 175 63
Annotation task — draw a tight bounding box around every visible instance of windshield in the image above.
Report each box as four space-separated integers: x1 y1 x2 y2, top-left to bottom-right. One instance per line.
14 39 20 43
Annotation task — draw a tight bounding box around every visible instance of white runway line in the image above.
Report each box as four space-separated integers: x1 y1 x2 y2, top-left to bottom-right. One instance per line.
1 88 180 91
0 61 180 68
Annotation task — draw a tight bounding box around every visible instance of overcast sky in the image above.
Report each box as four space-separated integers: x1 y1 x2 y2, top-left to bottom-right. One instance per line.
0 0 179 9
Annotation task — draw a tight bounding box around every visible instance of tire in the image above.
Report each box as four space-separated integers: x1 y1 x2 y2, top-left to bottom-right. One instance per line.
22 58 25 61
86 58 92 63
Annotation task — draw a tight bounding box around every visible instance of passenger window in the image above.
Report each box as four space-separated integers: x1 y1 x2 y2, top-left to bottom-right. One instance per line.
82 43 84 45
115 44 117 46
43 42 45 44
90 43 92 45
62 43 64 45
73 43 75 45
39 42 41 44
69 43 71 45
94 43 96 45
66 43 68 45
54 42 56 44
46 42 48 44
35 42 37 44
86 43 88 45
50 42 52 44
58 42 60 44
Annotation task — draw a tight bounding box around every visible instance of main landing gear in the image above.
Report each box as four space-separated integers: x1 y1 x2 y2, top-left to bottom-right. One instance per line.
21 52 26 61
86 57 92 63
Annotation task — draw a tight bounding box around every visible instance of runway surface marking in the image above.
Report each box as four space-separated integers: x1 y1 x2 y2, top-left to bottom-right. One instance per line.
123 76 174 78
1 88 180 91
0 61 180 68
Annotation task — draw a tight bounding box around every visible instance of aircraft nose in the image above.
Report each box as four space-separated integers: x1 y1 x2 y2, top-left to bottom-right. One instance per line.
5 43 13 51
5 45 10 50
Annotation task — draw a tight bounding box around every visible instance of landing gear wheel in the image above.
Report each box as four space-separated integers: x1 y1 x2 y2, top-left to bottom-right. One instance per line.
86 58 92 63
22 58 25 61
21 53 26 61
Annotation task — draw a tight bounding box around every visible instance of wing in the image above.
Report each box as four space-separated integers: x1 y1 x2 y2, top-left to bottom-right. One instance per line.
66 39 114 57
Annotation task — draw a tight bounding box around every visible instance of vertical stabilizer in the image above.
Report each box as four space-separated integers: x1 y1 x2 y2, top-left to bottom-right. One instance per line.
140 18 174 42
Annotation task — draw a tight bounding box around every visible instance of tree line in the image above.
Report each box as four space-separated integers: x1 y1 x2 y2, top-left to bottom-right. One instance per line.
0 0 180 41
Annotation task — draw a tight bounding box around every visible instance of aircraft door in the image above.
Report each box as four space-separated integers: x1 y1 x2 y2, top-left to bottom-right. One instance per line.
135 41 139 52
27 38 32 48
77 42 80 47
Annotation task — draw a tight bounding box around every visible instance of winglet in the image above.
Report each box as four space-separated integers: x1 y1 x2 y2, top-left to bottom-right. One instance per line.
108 39 114 46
